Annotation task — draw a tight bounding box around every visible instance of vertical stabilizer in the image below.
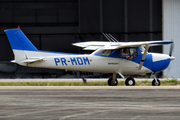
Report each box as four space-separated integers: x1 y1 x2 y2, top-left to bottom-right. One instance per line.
5 28 38 65
5 28 38 51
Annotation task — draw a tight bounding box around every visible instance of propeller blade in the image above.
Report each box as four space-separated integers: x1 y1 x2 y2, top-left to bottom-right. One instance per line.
169 42 174 56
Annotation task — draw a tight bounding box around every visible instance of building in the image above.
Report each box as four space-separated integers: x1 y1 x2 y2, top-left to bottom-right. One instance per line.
0 0 165 78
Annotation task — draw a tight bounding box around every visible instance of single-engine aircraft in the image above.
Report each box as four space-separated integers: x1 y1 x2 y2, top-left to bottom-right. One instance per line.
5 28 175 86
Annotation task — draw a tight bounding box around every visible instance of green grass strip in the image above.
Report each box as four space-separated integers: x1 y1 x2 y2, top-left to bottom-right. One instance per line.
0 79 179 86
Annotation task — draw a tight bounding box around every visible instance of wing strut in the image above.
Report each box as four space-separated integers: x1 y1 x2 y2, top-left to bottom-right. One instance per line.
138 45 150 70
117 72 126 79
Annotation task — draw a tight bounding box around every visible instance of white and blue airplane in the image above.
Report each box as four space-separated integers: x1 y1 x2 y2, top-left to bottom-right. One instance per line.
5 28 174 86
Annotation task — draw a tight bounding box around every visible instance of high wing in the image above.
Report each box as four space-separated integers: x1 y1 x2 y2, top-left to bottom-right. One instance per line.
73 40 173 70
72 41 109 50
73 33 173 50
72 40 173 50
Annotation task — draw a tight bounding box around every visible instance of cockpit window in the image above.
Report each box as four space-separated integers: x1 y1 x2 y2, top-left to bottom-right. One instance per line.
102 50 112 56
119 48 138 57
93 49 112 56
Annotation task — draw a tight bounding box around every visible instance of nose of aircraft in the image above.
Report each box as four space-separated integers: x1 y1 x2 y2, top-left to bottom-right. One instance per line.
151 53 174 72
169 56 175 61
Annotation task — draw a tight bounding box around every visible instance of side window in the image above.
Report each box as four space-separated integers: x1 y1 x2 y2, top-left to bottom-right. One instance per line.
119 48 129 57
119 48 138 57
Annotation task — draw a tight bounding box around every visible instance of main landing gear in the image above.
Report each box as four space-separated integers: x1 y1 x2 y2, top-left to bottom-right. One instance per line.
107 73 161 86
107 73 136 86
125 77 135 86
108 73 118 86
107 74 135 86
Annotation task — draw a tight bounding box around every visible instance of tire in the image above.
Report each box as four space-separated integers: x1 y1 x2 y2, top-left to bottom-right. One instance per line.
108 77 118 86
152 79 160 86
125 77 135 86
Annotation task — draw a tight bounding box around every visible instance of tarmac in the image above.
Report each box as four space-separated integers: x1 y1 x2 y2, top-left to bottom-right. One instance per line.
0 78 178 83
0 85 180 120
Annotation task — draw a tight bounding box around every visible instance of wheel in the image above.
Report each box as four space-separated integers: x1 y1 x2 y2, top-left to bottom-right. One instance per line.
108 77 118 86
125 77 135 86
152 79 160 86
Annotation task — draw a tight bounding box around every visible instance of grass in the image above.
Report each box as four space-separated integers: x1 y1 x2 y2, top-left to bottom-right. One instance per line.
0 81 107 86
0 79 179 86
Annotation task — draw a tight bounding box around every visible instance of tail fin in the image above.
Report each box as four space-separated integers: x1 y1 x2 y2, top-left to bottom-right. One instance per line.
5 28 38 65
5 28 38 51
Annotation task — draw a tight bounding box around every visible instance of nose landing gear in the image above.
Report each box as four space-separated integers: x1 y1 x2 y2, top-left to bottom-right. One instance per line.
152 79 160 86
151 73 161 86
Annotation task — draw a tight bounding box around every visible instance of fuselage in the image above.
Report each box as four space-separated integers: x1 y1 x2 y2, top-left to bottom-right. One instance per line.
15 46 173 75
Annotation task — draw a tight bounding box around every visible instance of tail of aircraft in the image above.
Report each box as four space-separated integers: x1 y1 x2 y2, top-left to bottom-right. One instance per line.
5 28 39 65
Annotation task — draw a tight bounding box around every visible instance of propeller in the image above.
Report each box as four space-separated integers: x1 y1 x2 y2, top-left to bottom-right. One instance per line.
169 41 174 57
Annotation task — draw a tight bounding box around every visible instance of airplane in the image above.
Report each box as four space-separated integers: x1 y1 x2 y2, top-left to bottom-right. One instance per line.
4 27 175 86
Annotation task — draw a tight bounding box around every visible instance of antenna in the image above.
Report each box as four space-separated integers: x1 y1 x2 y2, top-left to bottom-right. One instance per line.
102 33 113 42
102 33 120 42
105 33 116 42
103 33 117 42
108 33 119 42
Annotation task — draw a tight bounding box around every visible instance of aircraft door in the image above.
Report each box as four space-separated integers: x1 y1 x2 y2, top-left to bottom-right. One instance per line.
118 47 140 73
108 57 119 72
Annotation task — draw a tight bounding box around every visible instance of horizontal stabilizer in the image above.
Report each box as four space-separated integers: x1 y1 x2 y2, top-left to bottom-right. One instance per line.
11 60 16 63
22 57 44 63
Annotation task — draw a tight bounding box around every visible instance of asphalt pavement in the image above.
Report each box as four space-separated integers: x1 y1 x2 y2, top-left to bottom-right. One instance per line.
0 86 180 120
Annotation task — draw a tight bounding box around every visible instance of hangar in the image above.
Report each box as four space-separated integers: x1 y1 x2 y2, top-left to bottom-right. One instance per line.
0 0 177 78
